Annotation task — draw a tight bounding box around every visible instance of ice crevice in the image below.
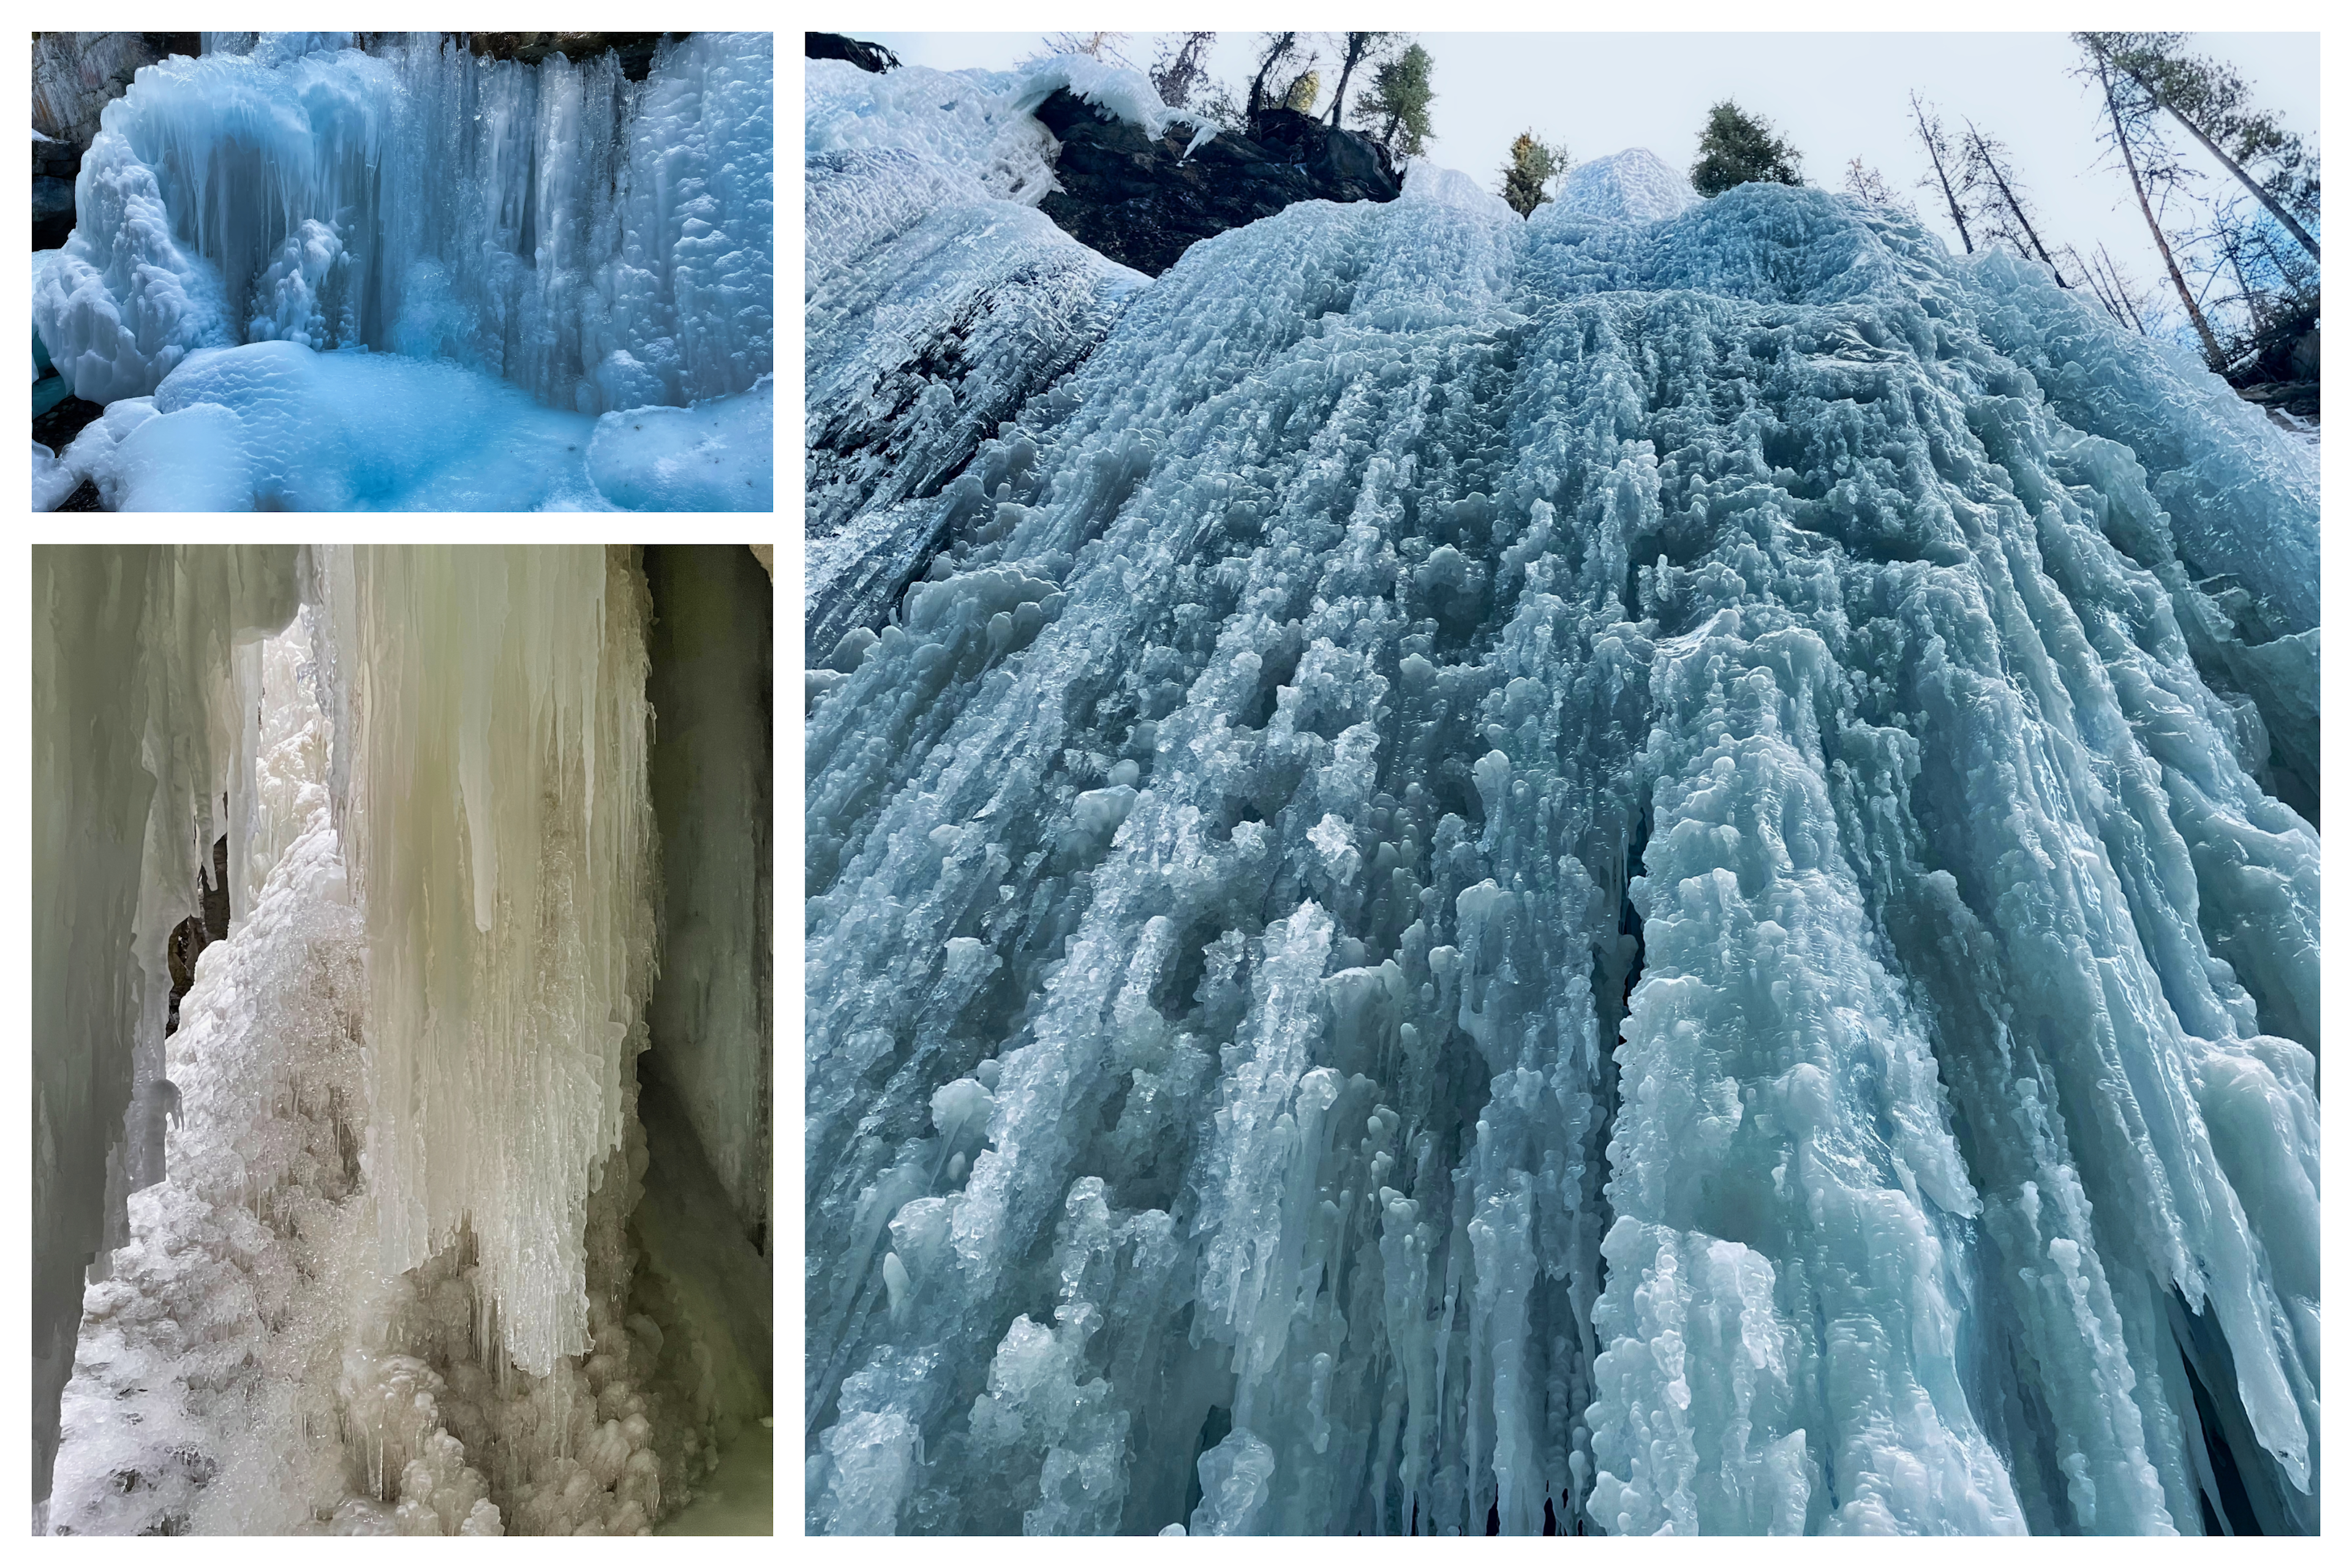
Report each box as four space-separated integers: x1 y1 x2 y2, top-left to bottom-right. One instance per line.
34 546 772 1534
804 58 2318 1537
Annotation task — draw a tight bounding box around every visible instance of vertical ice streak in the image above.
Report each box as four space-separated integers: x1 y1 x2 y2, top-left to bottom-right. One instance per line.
804 51 2320 1539
34 32 772 415
319 545 655 1378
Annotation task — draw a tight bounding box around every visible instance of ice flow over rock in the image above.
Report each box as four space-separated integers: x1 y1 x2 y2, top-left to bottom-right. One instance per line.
805 61 2320 1536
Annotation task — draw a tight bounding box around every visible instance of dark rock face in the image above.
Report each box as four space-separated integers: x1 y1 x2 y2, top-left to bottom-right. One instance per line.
805 32 899 74
34 393 106 453
34 176 76 249
467 32 669 81
1033 94 1401 277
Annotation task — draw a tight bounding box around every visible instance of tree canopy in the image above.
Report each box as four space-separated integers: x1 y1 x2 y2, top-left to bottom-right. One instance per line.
1351 42 1434 160
1691 100 1803 197
1499 132 1569 217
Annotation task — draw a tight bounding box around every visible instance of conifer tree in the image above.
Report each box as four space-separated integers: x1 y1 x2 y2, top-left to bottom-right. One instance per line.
1351 42 1434 160
1499 132 1569 217
1690 100 1803 196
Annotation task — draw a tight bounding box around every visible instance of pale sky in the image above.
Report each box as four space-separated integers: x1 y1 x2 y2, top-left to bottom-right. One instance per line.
856 31 2318 343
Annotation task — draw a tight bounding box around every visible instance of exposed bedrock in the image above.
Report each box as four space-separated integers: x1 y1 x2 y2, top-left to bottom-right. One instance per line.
1035 94 1402 279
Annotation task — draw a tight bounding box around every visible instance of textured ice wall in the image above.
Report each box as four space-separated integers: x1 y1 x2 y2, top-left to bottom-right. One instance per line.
806 58 1150 654
31 545 301 1525
804 151 2320 1534
33 32 772 413
39 552 741 1533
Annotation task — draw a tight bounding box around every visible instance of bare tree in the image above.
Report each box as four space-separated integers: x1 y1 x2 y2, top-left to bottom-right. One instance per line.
2081 41 2226 368
1841 157 1915 216
2080 31 2318 262
1961 120 2070 287
1149 32 1216 110
1325 32 1394 127
1243 32 1303 124
1907 94 1973 254
1029 31 1134 69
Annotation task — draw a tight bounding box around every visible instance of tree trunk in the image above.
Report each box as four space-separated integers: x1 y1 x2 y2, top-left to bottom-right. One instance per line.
1967 127 2068 287
2124 64 2321 262
2101 61 2226 368
1912 99 1972 254
1327 37 1368 127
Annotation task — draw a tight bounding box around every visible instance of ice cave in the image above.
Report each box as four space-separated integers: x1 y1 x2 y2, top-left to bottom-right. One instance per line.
31 32 772 511
31 545 773 1534
804 55 2320 1535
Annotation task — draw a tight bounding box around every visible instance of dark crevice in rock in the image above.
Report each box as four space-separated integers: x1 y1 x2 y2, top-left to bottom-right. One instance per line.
1033 93 1401 277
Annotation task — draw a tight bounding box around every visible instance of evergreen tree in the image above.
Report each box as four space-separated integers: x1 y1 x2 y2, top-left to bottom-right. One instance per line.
1284 69 1322 115
1499 132 1569 217
1350 43 1434 160
1689 100 1803 197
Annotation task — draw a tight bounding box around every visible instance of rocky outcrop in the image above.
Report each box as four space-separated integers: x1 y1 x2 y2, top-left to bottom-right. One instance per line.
1035 95 1402 277
467 32 668 82
32 33 198 184
805 33 899 74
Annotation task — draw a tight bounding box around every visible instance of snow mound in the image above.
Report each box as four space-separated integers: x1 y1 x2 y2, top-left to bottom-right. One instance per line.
589 376 774 510
1546 148 1702 224
60 341 607 510
32 440 77 508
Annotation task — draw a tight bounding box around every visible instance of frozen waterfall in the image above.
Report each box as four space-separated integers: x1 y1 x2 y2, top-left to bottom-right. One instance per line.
32 546 772 1534
804 62 2319 1537
31 33 772 510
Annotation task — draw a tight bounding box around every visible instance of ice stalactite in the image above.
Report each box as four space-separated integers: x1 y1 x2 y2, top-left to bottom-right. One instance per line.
36 546 761 1534
311 545 655 1380
803 60 2319 1537
37 33 771 413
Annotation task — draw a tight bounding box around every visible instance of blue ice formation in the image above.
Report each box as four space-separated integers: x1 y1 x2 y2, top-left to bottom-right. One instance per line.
32 31 771 510
51 342 772 512
804 56 2320 1537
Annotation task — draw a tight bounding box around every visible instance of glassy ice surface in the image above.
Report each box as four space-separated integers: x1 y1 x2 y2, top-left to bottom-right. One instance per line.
31 32 772 510
805 58 2319 1537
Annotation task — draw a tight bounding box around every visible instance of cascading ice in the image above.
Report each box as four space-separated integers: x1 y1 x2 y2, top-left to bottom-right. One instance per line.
803 83 2320 1536
34 32 772 416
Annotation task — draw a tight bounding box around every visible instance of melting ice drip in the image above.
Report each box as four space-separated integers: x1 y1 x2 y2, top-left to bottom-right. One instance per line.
31 34 773 510
804 61 2320 1537
38 550 731 1534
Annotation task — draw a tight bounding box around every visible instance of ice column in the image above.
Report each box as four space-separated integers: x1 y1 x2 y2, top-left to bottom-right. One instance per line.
313 545 656 1378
